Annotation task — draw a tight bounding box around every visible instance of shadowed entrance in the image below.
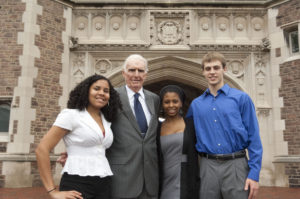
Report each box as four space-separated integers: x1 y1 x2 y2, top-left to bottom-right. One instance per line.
144 80 204 115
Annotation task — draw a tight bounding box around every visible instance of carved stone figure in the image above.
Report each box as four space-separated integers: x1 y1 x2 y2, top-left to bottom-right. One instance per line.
157 20 182 45
95 22 102 30
219 23 227 31
78 22 85 30
95 59 112 74
112 22 120 30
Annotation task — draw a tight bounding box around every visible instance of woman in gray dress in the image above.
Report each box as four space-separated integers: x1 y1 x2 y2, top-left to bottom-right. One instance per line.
157 85 200 199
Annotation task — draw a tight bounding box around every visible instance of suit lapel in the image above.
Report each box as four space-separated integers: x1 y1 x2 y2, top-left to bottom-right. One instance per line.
143 89 157 139
144 90 155 116
119 86 141 133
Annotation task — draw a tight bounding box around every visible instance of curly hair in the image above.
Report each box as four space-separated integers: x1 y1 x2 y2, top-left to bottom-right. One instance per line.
67 74 122 122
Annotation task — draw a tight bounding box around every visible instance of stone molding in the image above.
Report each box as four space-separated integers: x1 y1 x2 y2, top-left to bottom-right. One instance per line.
0 154 59 162
66 0 273 5
70 8 267 48
273 156 300 163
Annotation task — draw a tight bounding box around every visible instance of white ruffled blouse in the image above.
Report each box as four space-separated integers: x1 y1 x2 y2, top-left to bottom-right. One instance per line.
53 108 113 177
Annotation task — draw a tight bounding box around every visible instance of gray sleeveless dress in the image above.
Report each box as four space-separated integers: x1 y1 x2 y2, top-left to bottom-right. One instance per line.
160 132 185 199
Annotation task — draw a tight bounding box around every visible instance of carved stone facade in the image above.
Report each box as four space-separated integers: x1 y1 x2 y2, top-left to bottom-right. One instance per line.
1 0 300 188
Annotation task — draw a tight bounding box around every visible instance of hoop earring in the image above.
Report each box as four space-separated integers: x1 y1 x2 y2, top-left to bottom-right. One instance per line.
159 109 164 117
179 108 183 116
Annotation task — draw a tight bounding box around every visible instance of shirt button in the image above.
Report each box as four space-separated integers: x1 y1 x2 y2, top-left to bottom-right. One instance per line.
218 144 221 146
214 120 217 122
213 108 216 110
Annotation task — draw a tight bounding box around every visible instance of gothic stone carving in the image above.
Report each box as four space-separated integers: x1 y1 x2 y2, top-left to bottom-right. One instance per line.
157 21 182 45
95 59 112 74
254 53 269 107
150 11 189 45
95 22 102 31
72 53 86 84
227 60 245 80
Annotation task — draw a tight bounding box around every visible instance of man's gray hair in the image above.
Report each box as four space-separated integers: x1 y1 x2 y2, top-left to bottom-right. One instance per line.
123 54 148 72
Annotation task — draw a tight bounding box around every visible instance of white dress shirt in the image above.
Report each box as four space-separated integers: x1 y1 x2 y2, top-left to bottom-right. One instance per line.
125 85 151 125
53 108 113 177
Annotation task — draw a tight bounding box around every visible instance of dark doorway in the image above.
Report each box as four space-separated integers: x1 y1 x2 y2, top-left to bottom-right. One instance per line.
144 80 204 115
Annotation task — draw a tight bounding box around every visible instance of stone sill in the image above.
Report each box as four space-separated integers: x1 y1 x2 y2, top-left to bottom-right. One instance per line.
67 0 272 5
0 134 9 142
273 156 300 163
0 154 59 162
283 54 300 63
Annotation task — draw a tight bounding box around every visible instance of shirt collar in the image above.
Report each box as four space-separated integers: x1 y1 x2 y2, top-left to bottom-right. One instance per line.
125 85 145 100
204 84 230 97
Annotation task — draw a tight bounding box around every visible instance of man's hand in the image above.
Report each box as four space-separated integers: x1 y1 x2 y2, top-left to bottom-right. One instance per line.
244 178 259 199
56 152 68 167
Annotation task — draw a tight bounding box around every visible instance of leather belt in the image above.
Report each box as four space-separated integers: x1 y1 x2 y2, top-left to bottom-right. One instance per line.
198 150 246 161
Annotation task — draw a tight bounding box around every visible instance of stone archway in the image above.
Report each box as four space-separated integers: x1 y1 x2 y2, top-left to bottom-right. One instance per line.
109 55 245 99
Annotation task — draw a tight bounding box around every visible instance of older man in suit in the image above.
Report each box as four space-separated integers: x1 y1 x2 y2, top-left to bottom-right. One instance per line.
107 54 160 199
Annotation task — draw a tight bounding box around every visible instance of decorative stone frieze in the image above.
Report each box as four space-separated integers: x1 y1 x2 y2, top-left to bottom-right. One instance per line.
73 43 151 51
190 44 262 51
150 11 190 46
72 9 146 43
193 9 266 44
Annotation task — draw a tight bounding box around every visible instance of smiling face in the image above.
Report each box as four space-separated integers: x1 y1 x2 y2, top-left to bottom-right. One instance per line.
162 92 182 118
88 79 110 110
122 58 147 93
202 60 226 90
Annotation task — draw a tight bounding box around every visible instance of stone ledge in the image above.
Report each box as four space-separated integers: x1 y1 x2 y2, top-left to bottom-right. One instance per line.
66 0 271 5
273 156 300 163
0 154 59 162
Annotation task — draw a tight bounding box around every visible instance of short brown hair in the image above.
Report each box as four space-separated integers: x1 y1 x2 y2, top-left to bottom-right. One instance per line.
201 52 226 70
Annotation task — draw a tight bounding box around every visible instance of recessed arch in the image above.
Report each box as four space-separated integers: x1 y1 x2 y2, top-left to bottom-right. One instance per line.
108 55 246 93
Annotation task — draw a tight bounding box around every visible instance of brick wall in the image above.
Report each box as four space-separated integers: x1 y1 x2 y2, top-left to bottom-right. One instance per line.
285 163 300 187
0 0 25 187
30 0 65 185
279 60 300 155
277 0 300 187
276 0 300 26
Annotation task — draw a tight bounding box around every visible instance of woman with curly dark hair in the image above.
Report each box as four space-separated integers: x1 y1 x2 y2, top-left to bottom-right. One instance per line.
36 74 122 199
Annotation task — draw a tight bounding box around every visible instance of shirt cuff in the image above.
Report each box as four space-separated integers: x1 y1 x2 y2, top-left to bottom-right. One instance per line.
247 169 259 182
